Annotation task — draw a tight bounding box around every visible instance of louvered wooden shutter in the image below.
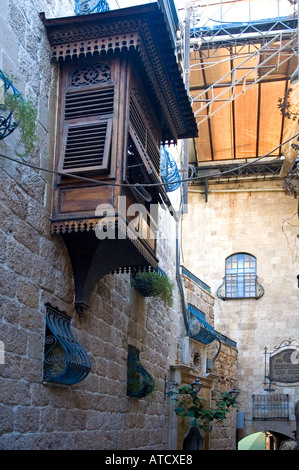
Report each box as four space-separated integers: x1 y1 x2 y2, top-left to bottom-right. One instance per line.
59 63 114 174
129 89 161 175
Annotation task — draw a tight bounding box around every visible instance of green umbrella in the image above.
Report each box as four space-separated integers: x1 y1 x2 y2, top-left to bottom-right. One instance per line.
238 432 267 450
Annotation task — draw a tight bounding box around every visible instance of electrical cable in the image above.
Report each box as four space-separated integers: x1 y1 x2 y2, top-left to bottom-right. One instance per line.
1 130 299 189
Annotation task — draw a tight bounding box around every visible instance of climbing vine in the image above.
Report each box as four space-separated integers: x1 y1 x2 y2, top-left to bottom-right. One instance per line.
278 88 299 197
278 88 299 122
278 88 299 152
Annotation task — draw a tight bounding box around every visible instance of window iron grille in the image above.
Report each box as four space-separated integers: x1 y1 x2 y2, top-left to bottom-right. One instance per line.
43 303 91 385
252 394 289 421
226 253 256 297
0 70 22 141
75 0 110 16
217 253 264 299
127 345 155 398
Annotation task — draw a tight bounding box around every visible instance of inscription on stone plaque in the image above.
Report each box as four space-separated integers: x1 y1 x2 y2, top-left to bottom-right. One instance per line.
269 348 299 384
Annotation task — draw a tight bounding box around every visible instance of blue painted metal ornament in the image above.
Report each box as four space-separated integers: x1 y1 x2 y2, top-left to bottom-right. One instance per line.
75 0 110 15
0 70 22 141
43 304 92 385
160 146 181 192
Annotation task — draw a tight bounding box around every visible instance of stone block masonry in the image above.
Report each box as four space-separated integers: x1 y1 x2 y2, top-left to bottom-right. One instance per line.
0 0 238 451
183 182 299 444
0 0 180 450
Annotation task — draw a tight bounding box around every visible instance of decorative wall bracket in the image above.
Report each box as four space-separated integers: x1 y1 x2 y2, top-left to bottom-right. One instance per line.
217 276 264 300
52 219 158 316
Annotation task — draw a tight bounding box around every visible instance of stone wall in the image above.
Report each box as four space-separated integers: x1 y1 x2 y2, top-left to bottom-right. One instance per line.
0 0 181 450
182 178 299 443
171 339 238 451
208 341 239 450
169 270 238 450
0 0 241 451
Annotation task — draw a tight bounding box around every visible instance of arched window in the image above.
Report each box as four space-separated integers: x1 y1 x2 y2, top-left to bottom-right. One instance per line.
225 253 257 298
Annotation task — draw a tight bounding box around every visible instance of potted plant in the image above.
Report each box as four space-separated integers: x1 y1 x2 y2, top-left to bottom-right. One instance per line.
131 270 173 306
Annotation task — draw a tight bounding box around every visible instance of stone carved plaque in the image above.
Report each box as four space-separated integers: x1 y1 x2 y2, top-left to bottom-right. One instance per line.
269 348 299 384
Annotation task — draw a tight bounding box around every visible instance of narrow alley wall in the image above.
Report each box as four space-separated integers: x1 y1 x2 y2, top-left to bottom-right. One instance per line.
0 0 180 450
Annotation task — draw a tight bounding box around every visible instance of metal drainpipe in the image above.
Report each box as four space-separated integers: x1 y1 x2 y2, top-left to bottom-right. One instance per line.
181 0 191 213
176 211 189 333
176 0 191 332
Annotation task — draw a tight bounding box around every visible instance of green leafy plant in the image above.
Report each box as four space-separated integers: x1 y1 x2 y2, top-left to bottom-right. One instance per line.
0 70 37 156
169 384 238 432
3 92 37 157
130 271 173 306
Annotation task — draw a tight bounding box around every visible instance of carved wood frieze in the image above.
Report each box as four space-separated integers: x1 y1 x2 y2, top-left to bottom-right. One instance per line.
50 32 141 62
41 7 197 141
71 63 112 86
48 26 182 141
46 19 143 46
51 219 101 234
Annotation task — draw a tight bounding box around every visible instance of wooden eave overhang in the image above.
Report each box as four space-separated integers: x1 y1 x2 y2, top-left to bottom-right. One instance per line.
188 15 297 168
40 3 198 143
